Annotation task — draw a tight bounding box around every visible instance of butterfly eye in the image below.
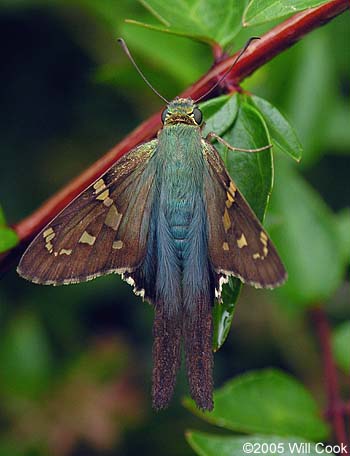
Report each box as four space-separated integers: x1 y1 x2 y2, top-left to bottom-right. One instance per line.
193 107 203 125
161 108 168 123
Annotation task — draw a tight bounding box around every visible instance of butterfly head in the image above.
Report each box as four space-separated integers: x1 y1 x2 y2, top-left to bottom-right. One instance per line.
161 97 203 126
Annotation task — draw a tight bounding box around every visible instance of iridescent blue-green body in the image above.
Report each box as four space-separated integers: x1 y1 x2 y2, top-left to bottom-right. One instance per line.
150 111 214 409
156 120 212 313
129 100 216 409
18 97 287 411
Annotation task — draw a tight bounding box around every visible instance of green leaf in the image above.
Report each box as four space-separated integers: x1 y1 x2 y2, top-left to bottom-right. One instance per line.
332 321 350 373
201 94 239 137
251 95 303 162
0 206 19 253
127 0 245 46
212 277 241 352
269 161 344 306
186 432 330 456
243 0 329 27
184 369 329 441
0 228 19 253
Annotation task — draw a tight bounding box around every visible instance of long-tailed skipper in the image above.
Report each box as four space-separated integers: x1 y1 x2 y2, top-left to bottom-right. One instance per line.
17 39 287 411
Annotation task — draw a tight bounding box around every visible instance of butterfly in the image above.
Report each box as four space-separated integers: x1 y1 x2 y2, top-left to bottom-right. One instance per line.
18 39 287 411
17 95 287 410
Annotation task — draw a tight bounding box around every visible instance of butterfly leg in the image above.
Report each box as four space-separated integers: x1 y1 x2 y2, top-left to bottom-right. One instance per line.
206 131 272 153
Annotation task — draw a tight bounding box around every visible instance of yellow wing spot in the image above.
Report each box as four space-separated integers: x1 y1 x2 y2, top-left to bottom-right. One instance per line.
222 242 230 251
237 233 248 249
93 179 106 193
79 231 96 246
225 191 235 208
105 205 122 231
253 253 261 259
260 231 268 243
96 189 110 202
59 248 72 256
229 181 236 194
43 227 54 238
43 228 55 254
45 242 53 254
222 208 231 232
103 196 114 207
112 240 123 250
45 232 55 243
259 231 269 258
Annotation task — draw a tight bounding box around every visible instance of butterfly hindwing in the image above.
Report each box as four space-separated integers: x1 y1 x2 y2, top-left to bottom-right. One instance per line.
17 140 158 284
202 139 287 289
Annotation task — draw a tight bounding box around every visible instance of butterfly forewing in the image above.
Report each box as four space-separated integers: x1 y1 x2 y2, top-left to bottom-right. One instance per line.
17 140 158 284
202 140 287 289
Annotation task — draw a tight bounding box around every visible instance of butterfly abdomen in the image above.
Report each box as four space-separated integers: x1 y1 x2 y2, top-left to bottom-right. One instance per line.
168 201 192 258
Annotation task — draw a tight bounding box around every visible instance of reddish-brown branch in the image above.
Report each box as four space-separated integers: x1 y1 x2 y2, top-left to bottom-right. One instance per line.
311 307 348 448
211 43 224 62
6 0 350 248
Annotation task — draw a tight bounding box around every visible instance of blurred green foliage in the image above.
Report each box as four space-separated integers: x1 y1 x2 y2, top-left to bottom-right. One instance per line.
332 320 350 373
0 0 349 455
0 206 18 253
185 369 329 440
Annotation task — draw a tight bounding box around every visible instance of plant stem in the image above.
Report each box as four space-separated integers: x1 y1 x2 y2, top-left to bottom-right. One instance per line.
311 307 348 448
4 0 350 252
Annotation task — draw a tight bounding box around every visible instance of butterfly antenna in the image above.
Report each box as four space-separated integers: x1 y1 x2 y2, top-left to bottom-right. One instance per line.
118 38 169 104
195 36 260 103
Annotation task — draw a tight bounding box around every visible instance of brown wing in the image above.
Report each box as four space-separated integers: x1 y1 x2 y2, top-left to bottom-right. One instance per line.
17 140 158 285
202 140 287 289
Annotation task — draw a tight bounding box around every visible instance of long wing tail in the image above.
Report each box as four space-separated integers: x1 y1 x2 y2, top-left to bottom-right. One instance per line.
152 303 182 410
